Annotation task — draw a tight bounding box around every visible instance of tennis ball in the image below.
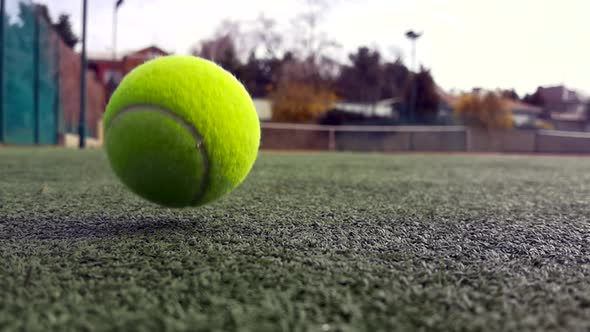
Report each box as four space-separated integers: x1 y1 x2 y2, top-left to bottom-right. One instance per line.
102 55 260 208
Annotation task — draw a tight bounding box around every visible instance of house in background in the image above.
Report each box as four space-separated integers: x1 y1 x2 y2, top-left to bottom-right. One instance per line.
87 45 171 106
437 88 458 125
550 112 588 131
538 85 587 114
253 98 272 121
507 99 543 128
333 98 399 118
535 85 589 131
254 98 401 124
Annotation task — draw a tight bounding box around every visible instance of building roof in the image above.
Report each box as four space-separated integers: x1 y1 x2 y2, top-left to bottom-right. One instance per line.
436 86 459 106
122 46 171 60
87 51 121 61
130 45 170 55
538 85 589 104
334 100 397 117
550 111 586 122
439 93 458 106
506 99 543 114
88 45 171 61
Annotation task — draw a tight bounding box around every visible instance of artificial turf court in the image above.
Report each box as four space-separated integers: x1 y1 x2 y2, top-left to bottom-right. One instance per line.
1 148 589 331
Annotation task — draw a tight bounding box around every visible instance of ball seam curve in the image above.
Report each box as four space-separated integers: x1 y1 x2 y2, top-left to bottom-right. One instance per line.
106 105 210 206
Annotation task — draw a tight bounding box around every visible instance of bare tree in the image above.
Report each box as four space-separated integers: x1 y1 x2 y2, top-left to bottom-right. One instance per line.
291 0 339 59
251 14 283 59
214 20 249 60
286 0 340 85
191 20 250 64
268 0 340 123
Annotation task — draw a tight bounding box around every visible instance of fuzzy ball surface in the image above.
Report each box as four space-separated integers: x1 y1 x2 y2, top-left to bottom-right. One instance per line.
103 55 260 208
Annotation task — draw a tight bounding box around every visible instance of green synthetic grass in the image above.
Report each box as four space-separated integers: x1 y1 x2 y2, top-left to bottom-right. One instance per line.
1 148 590 331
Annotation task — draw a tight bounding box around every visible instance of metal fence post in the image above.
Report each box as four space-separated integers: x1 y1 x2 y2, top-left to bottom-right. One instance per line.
0 0 4 143
53 35 60 144
533 129 538 153
0 0 6 143
329 128 336 151
78 0 87 148
465 127 471 152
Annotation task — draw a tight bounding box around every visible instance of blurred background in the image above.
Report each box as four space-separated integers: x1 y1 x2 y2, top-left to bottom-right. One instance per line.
1 0 589 153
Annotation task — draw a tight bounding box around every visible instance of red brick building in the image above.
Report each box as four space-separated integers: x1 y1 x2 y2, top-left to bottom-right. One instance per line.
87 45 171 105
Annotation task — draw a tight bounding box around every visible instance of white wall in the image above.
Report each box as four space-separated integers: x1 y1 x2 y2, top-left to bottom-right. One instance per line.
253 98 272 121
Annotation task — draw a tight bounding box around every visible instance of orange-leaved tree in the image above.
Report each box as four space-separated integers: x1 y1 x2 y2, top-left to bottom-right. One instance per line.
270 56 338 123
270 81 338 122
454 91 513 130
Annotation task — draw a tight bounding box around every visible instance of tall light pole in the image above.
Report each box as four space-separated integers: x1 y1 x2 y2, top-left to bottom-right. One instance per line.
113 0 123 61
109 0 124 100
405 30 422 123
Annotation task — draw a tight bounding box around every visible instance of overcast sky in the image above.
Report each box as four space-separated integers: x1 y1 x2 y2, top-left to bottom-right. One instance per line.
26 0 590 96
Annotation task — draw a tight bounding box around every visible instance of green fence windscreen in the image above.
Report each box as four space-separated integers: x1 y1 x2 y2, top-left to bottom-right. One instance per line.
1 0 60 144
38 12 59 144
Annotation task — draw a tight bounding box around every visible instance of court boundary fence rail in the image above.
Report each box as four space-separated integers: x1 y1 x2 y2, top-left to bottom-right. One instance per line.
259 123 590 154
13 119 590 155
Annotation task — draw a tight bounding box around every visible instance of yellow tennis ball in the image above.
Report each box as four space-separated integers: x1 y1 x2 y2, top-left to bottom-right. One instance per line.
102 55 260 208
